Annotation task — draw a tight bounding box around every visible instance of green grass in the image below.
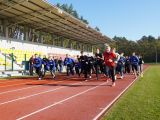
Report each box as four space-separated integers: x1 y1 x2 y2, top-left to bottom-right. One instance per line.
102 65 160 120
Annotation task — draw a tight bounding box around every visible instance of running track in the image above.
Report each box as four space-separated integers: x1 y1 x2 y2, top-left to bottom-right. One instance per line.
0 65 148 120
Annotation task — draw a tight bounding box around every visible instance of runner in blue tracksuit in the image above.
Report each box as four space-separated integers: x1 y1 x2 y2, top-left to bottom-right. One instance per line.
125 56 131 74
48 56 56 79
58 57 63 73
42 55 49 77
64 54 75 76
33 54 43 80
130 52 139 78
75 59 81 77
117 53 126 79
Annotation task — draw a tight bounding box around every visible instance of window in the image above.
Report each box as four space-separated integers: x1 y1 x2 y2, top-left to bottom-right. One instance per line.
63 38 70 48
43 32 52 45
9 25 24 40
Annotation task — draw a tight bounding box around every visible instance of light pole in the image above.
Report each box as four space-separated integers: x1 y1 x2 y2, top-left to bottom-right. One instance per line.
155 45 158 64
155 39 158 64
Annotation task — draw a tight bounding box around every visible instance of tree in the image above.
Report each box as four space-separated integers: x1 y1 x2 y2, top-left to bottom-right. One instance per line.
112 35 160 63
56 3 89 24
73 10 79 18
95 26 100 31
56 3 61 8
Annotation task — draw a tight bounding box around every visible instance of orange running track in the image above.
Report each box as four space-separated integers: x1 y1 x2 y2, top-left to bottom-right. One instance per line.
0 65 148 120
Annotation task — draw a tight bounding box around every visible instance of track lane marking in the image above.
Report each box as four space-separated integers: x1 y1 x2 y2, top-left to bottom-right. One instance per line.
16 82 107 120
0 81 83 106
0 81 63 95
92 66 149 120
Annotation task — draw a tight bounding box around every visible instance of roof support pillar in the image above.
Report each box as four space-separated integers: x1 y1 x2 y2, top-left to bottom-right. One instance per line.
0 19 4 37
3 19 9 39
91 45 94 53
81 43 84 51
39 31 43 43
60 37 64 47
52 34 57 46
68 39 71 49
24 25 29 41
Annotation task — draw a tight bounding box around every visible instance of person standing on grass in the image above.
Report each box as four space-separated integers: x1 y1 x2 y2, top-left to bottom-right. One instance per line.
117 53 126 79
103 45 116 87
130 52 139 78
33 54 43 80
138 55 144 77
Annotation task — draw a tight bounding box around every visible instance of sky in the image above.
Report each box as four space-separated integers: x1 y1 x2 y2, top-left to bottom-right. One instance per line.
48 0 160 40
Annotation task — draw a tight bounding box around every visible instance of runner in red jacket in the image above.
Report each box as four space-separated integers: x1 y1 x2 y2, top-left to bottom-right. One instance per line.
103 45 116 86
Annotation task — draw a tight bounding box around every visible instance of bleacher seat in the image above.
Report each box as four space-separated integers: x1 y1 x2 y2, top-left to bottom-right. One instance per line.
0 47 43 65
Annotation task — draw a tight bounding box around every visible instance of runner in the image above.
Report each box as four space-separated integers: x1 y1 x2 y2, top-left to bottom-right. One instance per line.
138 55 144 77
95 49 103 73
64 54 75 76
95 48 104 79
83 54 92 81
33 54 43 80
58 57 63 73
130 52 139 78
48 56 56 79
79 51 85 76
125 56 131 74
103 45 116 86
111 48 120 80
117 52 126 79
42 55 49 77
54 56 59 72
29 55 34 76
74 59 81 77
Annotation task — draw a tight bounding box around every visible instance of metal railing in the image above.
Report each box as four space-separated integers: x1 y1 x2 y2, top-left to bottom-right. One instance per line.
0 52 28 71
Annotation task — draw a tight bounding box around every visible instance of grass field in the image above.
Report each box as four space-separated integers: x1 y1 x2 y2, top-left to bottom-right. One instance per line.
102 65 160 120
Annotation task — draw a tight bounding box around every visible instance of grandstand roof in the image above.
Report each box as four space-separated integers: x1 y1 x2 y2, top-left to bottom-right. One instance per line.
0 0 112 44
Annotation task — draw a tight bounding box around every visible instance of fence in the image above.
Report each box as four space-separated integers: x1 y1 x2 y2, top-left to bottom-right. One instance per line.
0 52 30 71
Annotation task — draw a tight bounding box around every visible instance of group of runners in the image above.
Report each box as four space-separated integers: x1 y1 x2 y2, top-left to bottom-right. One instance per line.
29 44 144 87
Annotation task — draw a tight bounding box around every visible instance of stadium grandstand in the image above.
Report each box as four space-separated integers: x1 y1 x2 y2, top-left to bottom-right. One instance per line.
0 0 112 73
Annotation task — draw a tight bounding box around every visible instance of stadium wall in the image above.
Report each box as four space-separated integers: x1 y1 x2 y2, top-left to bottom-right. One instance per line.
0 37 93 57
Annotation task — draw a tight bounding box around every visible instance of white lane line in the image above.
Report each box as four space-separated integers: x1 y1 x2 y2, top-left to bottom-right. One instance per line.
0 81 83 106
92 78 137 120
0 81 63 95
92 67 150 120
16 82 107 120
